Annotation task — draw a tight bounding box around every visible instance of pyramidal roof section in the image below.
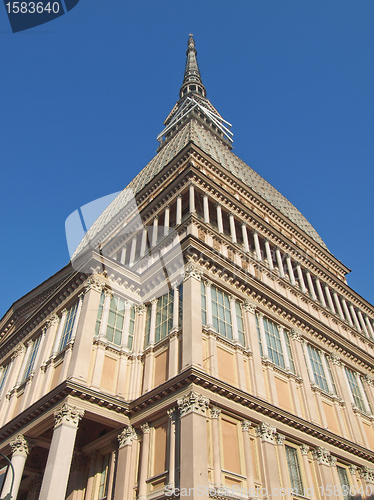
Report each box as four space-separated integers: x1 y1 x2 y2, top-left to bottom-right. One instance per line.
73 36 328 258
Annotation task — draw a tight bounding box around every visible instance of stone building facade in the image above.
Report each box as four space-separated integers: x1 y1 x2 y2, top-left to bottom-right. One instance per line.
0 35 374 500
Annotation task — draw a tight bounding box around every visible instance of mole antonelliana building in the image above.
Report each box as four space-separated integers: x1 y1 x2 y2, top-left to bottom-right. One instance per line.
1 35 374 500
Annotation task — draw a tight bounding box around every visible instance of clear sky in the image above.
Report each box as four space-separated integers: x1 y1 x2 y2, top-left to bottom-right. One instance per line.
0 1 373 319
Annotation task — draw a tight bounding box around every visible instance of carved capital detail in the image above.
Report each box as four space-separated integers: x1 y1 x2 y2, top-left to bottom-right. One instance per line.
241 419 252 432
10 434 31 456
167 408 178 425
46 314 59 328
210 406 221 419
140 422 150 434
290 328 302 342
359 466 374 483
275 433 285 445
300 444 310 456
348 465 357 475
84 276 104 294
177 391 209 417
329 353 342 366
365 374 374 387
118 425 137 448
54 403 85 428
312 446 331 466
255 422 277 444
183 262 203 282
243 300 257 314
12 344 26 360
136 304 146 315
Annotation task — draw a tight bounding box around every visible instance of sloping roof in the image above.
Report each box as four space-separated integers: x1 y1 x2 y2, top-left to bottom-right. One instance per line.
73 118 327 257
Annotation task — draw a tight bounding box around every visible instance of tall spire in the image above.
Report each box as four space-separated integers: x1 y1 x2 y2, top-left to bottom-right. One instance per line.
179 34 206 99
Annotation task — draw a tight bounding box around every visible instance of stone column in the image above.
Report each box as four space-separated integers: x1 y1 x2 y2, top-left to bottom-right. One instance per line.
229 213 237 243
265 240 273 270
99 289 113 339
83 450 98 500
242 224 250 253
286 255 296 286
67 277 103 382
365 316 374 339
1 434 31 500
210 406 222 487
324 286 336 314
39 404 84 500
129 236 137 266
276 248 285 278
167 409 177 490
349 304 362 332
315 278 327 307
241 420 255 494
256 422 282 493
51 309 68 356
357 311 369 337
138 423 151 500
333 292 345 320
348 465 360 495
299 445 315 498
140 227 147 257
216 204 223 234
164 205 170 236
203 195 210 224
176 195 182 225
120 245 127 265
296 264 307 293
114 426 137 500
152 216 159 247
182 263 203 370
341 298 353 327
178 392 210 498
189 184 195 213
306 271 317 301
253 231 262 261
312 447 335 497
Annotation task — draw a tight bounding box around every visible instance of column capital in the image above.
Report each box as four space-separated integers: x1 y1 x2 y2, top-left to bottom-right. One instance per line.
183 262 203 282
136 304 146 315
242 299 256 314
46 314 59 328
300 444 310 456
255 422 277 444
348 464 357 475
150 297 158 306
329 352 342 366
275 433 285 445
358 466 374 483
203 278 212 288
210 406 221 419
312 446 331 466
10 434 31 457
12 344 26 360
103 288 113 298
118 425 137 448
241 419 252 432
54 403 85 428
365 374 374 386
229 295 237 304
290 328 302 342
167 408 178 424
84 276 104 294
140 422 151 434
177 391 209 418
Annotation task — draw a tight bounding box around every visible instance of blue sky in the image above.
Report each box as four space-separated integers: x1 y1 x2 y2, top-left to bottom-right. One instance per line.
0 1 373 318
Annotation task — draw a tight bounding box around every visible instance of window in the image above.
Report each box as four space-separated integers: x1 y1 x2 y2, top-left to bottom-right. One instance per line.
96 293 136 347
307 345 330 393
0 364 10 396
23 336 42 381
127 307 135 350
95 292 105 335
236 301 245 346
345 368 370 413
285 445 303 496
97 453 111 499
59 302 78 351
337 466 351 500
211 286 232 340
256 316 295 372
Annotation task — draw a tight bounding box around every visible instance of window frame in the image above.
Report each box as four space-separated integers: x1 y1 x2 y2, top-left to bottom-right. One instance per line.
285 444 304 496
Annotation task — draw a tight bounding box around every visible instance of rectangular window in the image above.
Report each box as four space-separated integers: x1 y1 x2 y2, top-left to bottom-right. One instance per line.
345 367 367 413
127 307 135 350
256 316 295 372
236 301 245 346
201 281 207 326
106 296 125 345
0 364 10 396
144 305 151 346
23 336 42 381
307 344 329 393
59 302 78 351
97 453 111 499
145 285 182 346
337 466 351 500
285 445 303 496
211 286 232 340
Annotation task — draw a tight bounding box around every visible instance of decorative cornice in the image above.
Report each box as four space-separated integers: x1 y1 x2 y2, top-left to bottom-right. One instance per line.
177 390 209 417
54 403 85 428
255 422 277 444
10 434 31 456
118 425 137 448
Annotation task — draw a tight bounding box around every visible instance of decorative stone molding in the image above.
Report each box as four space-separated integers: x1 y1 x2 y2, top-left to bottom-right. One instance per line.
365 374 374 387
348 465 357 475
255 422 277 444
312 447 331 466
167 408 178 425
359 466 374 483
177 391 210 417
275 433 285 445
118 425 137 448
329 455 337 467
150 297 158 307
136 304 146 315
84 276 104 294
54 403 85 428
300 444 310 456
46 314 59 328
140 422 150 434
243 300 257 314
329 353 342 366
103 288 114 298
290 328 302 342
241 420 252 432
183 262 202 282
10 434 31 456
210 406 221 419
12 344 26 360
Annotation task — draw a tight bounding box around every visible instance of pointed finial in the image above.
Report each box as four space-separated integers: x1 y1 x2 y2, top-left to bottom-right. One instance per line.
179 34 206 99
